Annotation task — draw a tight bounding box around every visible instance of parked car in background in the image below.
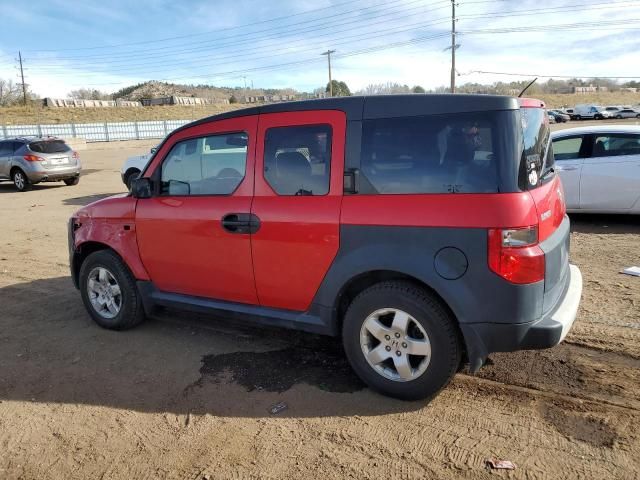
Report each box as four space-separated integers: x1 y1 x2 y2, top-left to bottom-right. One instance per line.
573 104 612 120
552 125 640 213
613 108 640 119
605 106 622 115
69 94 581 400
564 108 577 119
0 136 81 191
547 110 570 123
121 144 158 189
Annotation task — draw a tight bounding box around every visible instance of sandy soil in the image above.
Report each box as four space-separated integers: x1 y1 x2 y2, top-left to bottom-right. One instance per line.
0 140 639 480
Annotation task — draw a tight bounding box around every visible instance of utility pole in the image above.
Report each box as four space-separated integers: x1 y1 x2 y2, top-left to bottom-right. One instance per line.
18 51 27 105
450 1 456 94
321 49 336 97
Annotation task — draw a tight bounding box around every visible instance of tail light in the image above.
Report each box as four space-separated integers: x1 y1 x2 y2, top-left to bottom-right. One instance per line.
72 151 79 159
24 154 45 162
488 226 545 284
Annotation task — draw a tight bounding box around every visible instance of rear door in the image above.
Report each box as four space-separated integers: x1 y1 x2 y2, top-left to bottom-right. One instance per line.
580 132 640 211
250 110 346 311
135 116 259 304
552 134 589 210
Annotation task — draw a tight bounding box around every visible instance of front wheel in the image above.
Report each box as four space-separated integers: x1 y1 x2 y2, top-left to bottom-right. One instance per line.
79 250 146 330
64 177 80 186
342 281 461 400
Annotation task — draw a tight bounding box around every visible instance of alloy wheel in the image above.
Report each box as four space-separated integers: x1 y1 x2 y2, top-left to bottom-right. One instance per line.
360 308 432 382
86 267 122 319
14 172 25 190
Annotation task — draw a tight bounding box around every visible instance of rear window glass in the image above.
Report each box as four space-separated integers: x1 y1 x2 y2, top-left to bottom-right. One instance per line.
520 108 552 189
360 113 498 194
29 140 70 154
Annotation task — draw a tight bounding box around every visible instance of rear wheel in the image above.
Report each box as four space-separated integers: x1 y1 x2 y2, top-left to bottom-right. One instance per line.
342 281 461 400
79 250 145 330
64 177 80 186
12 169 31 192
616 115 622 119
575 115 581 120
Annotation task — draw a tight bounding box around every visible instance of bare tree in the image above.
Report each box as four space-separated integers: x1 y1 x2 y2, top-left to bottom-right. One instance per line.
0 78 23 106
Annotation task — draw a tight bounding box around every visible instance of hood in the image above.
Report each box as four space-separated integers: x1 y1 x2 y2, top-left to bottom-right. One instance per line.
74 193 136 221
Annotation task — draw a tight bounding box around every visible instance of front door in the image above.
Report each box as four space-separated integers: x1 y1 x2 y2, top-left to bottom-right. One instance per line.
581 132 640 211
250 111 346 311
135 116 259 304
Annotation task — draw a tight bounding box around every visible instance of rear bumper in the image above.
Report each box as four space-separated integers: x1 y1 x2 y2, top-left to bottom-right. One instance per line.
30 167 81 183
461 264 582 372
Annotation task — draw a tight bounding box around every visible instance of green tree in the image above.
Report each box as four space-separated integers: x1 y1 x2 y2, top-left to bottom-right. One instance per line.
412 85 426 93
326 80 351 97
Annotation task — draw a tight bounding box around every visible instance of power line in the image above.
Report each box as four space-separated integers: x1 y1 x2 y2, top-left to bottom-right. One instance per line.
468 70 639 79
18 0 379 52
30 0 444 65
28 16 453 78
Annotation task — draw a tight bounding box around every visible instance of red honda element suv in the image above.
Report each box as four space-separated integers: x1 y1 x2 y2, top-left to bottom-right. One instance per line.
69 95 582 400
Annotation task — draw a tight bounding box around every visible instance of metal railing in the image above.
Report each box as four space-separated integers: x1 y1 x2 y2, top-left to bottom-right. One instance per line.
0 119 192 142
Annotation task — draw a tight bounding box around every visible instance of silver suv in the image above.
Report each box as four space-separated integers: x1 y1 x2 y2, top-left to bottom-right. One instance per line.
0 136 81 191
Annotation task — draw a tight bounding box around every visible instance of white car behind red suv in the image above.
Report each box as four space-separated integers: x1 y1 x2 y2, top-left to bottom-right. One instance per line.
552 125 640 213
120 145 158 189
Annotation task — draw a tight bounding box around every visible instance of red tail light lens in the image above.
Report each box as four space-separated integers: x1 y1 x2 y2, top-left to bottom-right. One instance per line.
23 155 44 162
72 151 79 159
488 226 545 284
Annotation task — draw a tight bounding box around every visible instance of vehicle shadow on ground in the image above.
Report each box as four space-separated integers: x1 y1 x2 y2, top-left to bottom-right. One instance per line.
63 193 123 206
0 276 423 418
569 213 640 234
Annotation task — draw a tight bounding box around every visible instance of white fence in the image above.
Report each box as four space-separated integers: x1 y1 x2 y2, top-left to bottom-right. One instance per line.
0 120 192 142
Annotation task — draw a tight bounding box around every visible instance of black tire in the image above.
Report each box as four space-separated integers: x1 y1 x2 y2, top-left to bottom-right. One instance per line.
124 169 140 190
616 115 622 119
12 169 32 192
64 177 80 186
342 281 462 401
78 250 146 330
575 115 581 120
636 114 640 119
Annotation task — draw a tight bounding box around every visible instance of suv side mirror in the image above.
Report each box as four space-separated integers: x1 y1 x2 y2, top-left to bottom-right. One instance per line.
131 177 152 198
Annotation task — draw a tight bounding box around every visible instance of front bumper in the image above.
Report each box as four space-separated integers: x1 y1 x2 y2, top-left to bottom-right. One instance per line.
461 264 583 372
68 218 79 289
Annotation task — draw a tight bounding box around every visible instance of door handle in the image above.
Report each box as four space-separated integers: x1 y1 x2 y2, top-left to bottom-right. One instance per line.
556 166 578 171
221 213 261 234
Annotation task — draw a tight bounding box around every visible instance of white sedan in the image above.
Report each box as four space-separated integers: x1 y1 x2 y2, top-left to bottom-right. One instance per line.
551 125 640 214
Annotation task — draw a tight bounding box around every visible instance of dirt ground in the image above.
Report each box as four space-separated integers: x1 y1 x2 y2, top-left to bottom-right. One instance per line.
0 138 639 480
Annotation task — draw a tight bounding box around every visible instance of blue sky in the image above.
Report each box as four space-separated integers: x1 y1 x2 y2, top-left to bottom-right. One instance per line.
0 0 639 97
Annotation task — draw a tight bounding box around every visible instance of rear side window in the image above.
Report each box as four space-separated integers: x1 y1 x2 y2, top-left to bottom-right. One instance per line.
264 124 331 196
0 142 12 155
29 140 70 154
520 107 552 189
160 132 248 195
360 113 498 194
553 136 584 160
592 134 640 158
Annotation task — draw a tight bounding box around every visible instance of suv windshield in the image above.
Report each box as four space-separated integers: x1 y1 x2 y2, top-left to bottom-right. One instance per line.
29 140 70 154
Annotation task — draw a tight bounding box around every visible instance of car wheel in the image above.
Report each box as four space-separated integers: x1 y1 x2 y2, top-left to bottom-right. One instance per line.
575 115 581 120
342 281 461 400
636 114 640 119
616 115 622 119
64 177 80 186
79 250 146 330
124 169 140 190
11 169 32 192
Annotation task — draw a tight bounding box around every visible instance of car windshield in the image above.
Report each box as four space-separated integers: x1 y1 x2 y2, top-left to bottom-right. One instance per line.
29 140 70 154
